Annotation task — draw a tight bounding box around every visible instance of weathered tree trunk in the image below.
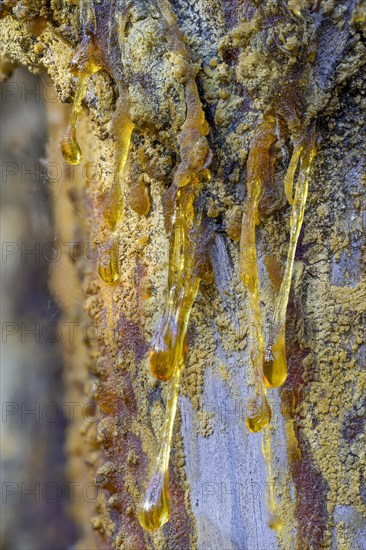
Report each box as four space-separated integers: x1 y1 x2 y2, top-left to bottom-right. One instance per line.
1 1 365 549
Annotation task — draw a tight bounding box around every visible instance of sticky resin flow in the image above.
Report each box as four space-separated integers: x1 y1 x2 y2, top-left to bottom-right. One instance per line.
98 105 134 285
240 116 316 409
240 115 316 530
240 115 277 433
60 37 100 165
60 0 98 165
263 125 316 388
137 365 182 530
137 0 212 531
148 0 211 383
137 174 210 530
60 3 134 286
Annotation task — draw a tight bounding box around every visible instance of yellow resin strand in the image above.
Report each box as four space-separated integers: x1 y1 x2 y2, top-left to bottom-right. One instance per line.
98 237 120 285
60 0 98 164
284 142 303 205
60 38 101 165
246 385 272 433
139 1 211 531
149 184 203 380
98 108 134 285
149 0 211 381
263 128 316 388
262 427 283 531
137 366 181 530
240 116 276 432
60 71 89 165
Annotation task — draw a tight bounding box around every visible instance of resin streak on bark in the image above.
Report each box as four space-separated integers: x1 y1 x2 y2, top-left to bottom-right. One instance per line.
264 127 316 388
140 0 212 530
240 115 276 432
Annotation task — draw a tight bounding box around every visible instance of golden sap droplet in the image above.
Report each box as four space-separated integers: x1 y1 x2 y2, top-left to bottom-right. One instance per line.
246 396 272 433
60 128 82 165
98 243 120 285
149 319 178 381
263 334 287 388
137 470 170 531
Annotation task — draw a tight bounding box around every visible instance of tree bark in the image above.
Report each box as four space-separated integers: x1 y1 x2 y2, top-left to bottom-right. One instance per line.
1 1 366 549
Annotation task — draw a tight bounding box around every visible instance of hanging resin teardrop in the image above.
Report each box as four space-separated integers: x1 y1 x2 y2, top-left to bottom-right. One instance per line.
60 127 82 165
137 470 170 531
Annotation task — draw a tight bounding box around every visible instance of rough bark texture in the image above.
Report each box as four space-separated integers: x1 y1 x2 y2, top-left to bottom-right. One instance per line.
1 1 366 549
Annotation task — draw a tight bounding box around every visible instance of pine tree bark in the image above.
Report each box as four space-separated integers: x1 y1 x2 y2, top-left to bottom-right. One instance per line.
1 1 366 549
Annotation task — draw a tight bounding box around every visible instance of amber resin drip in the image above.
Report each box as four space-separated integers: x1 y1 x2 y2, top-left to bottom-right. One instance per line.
149 183 204 381
137 366 181 530
60 84 86 166
60 0 100 164
246 386 272 433
149 0 211 382
98 237 120 285
262 427 283 531
283 142 304 206
60 36 101 165
138 0 212 532
263 127 316 388
240 115 276 432
98 107 134 285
